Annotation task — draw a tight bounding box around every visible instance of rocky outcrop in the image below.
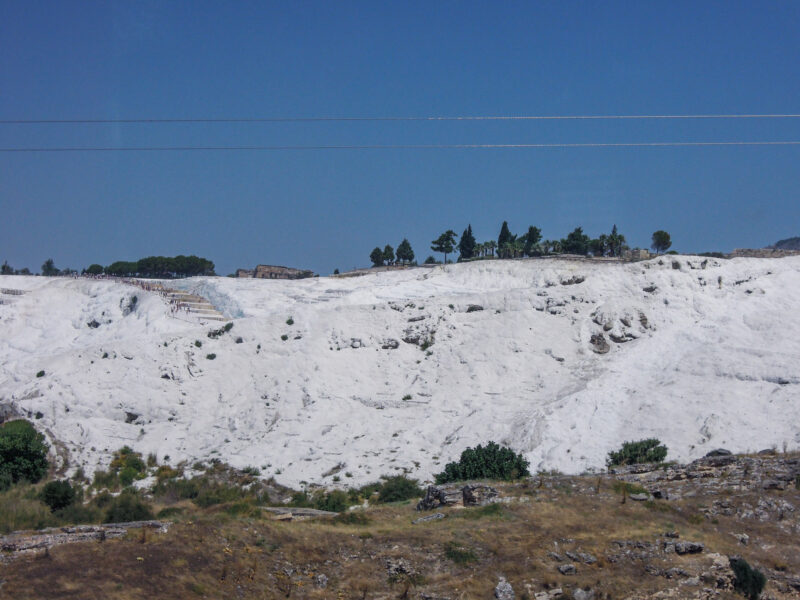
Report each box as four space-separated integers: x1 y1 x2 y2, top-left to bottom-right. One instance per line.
0 521 170 563
589 333 610 354
416 483 499 511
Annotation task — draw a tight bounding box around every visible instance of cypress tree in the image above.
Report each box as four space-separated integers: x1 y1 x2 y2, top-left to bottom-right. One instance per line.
497 221 512 256
458 225 476 260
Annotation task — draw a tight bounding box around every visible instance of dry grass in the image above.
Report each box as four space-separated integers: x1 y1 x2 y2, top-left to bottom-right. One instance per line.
2 477 798 599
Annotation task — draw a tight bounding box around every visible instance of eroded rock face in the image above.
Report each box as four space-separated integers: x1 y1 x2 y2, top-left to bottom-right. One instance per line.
674 541 704 555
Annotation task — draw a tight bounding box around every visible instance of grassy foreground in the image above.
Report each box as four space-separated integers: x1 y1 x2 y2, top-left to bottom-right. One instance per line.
2 470 798 599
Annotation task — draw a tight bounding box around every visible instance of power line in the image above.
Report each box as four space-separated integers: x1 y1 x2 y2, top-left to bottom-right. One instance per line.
2 113 800 124
2 141 800 152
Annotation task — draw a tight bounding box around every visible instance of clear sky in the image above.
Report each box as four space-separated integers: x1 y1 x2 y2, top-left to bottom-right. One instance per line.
2 1 799 275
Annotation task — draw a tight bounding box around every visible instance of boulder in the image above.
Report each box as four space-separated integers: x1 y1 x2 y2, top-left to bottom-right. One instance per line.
629 493 650 502
589 333 610 354
705 448 732 457
381 338 399 350
674 541 704 555
494 577 515 600
573 590 595 600
558 564 577 575
412 512 445 524
462 484 499 506
415 485 463 511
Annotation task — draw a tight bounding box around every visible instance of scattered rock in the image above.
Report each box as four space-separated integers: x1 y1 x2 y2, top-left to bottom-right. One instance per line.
732 533 749 545
705 449 732 457
349 338 363 349
412 512 445 524
407 315 425 322
494 577 515 599
629 493 650 502
381 338 399 350
558 564 576 575
416 484 499 511
642 285 657 293
674 541 704 555
462 484 499 506
125 411 139 424
573 590 595 600
86 319 100 328
314 574 328 588
589 333 610 354
560 276 585 285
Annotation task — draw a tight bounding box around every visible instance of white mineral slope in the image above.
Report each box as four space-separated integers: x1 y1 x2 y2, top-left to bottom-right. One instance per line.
1 255 799 488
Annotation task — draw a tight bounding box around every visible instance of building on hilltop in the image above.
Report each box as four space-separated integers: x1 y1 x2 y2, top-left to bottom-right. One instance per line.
236 265 316 279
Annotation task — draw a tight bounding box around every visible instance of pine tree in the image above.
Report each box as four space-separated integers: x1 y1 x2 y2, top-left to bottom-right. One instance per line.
431 230 458 264
458 224 476 260
651 230 672 254
382 244 395 265
369 247 384 267
396 238 414 265
497 221 512 257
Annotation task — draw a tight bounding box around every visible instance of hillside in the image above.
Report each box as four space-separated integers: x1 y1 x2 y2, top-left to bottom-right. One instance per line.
770 237 800 251
1 255 799 488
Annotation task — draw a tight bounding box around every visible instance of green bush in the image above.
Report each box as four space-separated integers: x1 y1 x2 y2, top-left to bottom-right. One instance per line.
434 441 530 484
332 511 371 526
377 475 423 503
730 557 766 600
41 480 76 512
36 370 45 378
0 420 49 486
103 490 153 523
443 541 477 564
206 353 216 360
607 439 668 467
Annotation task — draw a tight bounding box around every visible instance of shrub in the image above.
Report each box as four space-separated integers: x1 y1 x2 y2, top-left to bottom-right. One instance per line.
286 317 294 326
607 439 668 467
194 340 202 348
730 557 766 600
280 334 288 341
377 475 423 503
103 490 153 523
0 420 49 485
314 489 350 513
36 370 45 378
443 541 477 564
0 484 56 533
332 511 371 526
206 353 216 360
41 480 76 512
435 441 530 484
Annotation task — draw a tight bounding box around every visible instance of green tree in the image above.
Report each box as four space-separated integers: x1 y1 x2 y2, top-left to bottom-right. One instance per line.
382 244 395 266
431 230 458 264
41 258 59 276
424 255 438 265
562 227 591 255
396 238 414 265
41 480 76 512
0 420 49 485
435 441 530 484
485 240 497 257
369 247 384 267
1 261 12 275
590 235 608 257
497 221 512 257
608 224 627 257
458 224 476 260
651 230 672 254
85 264 104 275
606 439 668 467
523 226 542 257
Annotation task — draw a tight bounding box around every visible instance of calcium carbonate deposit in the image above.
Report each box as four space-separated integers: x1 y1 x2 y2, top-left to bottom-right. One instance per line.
1 255 799 488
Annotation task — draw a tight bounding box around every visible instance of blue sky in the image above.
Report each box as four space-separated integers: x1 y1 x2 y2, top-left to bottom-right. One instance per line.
2 1 799 275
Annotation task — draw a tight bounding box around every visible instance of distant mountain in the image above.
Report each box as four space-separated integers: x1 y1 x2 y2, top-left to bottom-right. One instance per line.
769 236 800 250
